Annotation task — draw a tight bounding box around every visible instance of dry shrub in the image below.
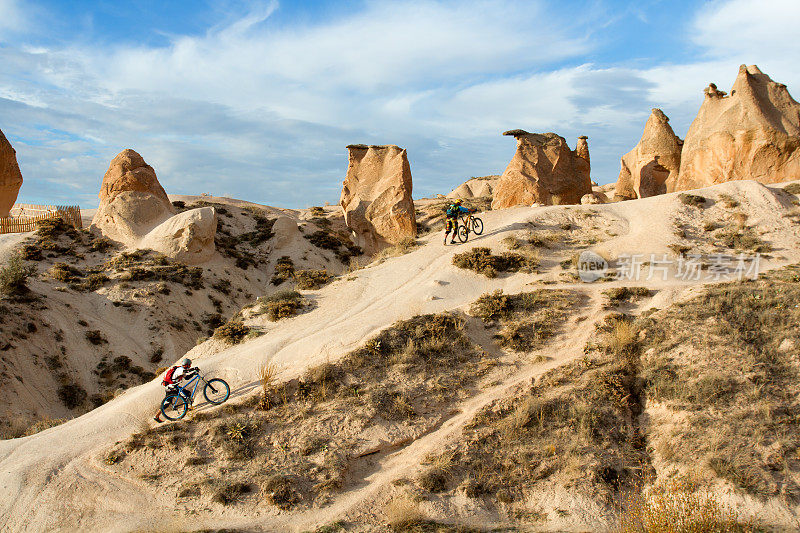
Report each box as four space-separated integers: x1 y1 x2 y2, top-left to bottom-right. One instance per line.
732 211 748 228
617 481 752 532
211 481 251 505
678 193 707 207
262 474 301 509
294 269 331 290
270 256 295 285
58 382 87 409
452 247 534 278
603 287 651 308
384 496 426 530
85 330 107 345
718 193 740 209
213 321 251 344
262 290 306 321
716 226 771 253
784 182 800 195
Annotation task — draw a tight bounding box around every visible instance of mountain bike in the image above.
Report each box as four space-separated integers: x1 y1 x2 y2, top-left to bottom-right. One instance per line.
160 370 230 421
457 212 484 243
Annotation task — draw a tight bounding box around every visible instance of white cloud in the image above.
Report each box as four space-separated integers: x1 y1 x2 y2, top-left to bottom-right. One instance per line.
693 0 800 60
0 0 25 37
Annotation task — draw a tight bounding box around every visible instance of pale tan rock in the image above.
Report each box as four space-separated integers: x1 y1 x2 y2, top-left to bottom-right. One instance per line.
91 149 176 242
138 207 217 264
492 131 592 208
446 176 500 199
272 216 302 249
616 109 683 199
99 149 172 206
0 128 23 217
340 144 416 254
676 65 800 190
91 149 217 262
581 191 609 204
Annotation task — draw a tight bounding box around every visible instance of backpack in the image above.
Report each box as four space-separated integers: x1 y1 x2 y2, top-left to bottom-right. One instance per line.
162 366 179 386
446 204 459 218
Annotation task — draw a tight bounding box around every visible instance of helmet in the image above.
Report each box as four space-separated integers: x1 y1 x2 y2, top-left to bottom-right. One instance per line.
454 199 463 205
181 358 192 367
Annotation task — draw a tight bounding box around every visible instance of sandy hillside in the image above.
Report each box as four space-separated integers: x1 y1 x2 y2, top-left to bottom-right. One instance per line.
0 180 799 531
0 196 361 435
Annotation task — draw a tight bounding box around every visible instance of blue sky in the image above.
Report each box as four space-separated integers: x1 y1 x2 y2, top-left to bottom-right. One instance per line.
1 0 799 208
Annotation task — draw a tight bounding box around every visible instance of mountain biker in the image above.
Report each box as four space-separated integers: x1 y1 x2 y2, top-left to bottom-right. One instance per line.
154 358 197 423
444 199 475 245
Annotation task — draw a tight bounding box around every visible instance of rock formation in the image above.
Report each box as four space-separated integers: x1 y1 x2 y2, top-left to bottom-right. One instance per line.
0 128 23 218
272 216 302 250
615 109 683 199
492 131 592 209
446 176 499 199
91 149 216 263
676 65 800 190
92 149 176 243
138 207 217 264
340 144 416 254
581 191 609 205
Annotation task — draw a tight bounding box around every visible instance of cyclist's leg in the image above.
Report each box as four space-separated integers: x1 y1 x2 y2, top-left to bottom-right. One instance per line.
451 220 458 243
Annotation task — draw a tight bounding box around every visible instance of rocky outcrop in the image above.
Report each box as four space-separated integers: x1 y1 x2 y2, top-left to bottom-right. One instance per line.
446 176 499 199
91 149 216 263
272 216 302 250
676 65 800 190
492 131 592 208
92 149 176 243
0 128 23 218
340 144 416 254
139 207 217 264
581 191 609 205
616 109 683 199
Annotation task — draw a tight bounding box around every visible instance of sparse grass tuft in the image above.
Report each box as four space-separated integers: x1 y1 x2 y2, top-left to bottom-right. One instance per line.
384 496 426 530
470 289 580 351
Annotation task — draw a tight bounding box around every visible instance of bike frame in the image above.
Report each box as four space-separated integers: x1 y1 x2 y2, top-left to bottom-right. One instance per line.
171 373 205 404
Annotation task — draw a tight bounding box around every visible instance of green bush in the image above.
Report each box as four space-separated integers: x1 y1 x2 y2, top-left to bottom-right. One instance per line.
0 255 35 297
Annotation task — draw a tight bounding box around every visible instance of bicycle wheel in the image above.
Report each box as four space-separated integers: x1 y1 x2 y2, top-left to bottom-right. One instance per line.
472 217 484 235
457 224 469 243
204 378 230 405
161 394 188 421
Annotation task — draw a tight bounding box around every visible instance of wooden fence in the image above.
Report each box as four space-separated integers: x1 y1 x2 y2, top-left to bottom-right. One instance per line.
0 204 82 234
